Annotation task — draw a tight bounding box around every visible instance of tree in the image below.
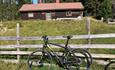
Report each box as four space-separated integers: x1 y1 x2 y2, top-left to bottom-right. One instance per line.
83 0 100 16
97 0 112 20
80 0 112 20
0 0 32 21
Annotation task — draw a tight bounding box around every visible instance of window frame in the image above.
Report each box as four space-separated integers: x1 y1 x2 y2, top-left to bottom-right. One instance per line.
66 11 72 16
28 12 34 18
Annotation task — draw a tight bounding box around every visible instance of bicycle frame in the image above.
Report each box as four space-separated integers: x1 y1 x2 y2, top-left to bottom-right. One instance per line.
41 36 72 68
28 35 93 70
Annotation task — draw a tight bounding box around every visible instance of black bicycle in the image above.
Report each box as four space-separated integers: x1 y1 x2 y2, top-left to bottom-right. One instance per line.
105 61 115 70
27 35 92 70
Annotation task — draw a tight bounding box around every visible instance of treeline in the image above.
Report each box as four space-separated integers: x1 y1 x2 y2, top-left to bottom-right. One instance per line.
0 0 112 21
83 0 112 20
0 0 31 21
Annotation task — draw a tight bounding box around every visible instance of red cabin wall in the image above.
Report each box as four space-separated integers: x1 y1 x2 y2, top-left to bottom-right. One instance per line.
20 10 83 20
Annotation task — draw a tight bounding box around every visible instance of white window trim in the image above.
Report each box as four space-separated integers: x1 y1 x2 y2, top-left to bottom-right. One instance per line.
66 11 72 16
28 13 34 18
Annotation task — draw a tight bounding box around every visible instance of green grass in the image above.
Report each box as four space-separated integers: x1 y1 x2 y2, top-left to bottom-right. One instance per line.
0 19 86 36
0 18 115 45
0 61 111 70
0 61 27 70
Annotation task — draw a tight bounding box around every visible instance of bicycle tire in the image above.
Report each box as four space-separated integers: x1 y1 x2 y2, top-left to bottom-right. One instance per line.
74 49 92 70
65 52 81 70
105 61 115 70
65 49 92 70
27 50 55 70
77 49 93 69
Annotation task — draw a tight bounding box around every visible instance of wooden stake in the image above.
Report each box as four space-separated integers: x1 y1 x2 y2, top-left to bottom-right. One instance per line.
17 23 20 63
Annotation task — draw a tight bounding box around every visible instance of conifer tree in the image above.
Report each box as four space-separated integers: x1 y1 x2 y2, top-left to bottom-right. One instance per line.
98 0 112 20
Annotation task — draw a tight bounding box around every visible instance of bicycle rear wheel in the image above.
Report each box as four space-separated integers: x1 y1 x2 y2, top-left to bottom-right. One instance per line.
105 61 115 70
65 49 92 70
65 53 81 70
75 49 92 70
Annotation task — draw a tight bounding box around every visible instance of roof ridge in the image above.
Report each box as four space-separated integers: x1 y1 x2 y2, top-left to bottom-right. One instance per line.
19 2 84 12
23 2 82 5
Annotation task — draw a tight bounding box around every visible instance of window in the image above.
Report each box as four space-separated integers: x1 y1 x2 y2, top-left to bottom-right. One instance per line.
28 13 34 18
66 11 72 16
72 11 80 14
42 12 46 15
52 12 55 16
42 0 56 3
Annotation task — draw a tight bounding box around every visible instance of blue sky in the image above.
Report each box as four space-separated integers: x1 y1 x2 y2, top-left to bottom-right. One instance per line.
32 0 38 4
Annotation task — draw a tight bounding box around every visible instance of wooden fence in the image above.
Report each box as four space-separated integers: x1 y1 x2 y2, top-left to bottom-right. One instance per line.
0 23 115 63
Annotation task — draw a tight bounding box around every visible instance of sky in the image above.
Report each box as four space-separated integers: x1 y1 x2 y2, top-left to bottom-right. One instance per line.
32 0 38 4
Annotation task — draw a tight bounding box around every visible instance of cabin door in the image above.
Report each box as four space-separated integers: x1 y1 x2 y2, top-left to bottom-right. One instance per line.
46 13 52 20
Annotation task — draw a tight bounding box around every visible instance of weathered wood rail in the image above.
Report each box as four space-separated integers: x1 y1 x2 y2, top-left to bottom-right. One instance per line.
0 44 115 49
0 33 115 40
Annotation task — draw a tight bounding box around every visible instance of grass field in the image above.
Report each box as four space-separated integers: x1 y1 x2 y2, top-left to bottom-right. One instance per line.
0 18 115 45
0 18 115 36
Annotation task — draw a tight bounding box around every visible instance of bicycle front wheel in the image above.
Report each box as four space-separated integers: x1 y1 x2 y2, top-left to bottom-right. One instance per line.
27 50 55 70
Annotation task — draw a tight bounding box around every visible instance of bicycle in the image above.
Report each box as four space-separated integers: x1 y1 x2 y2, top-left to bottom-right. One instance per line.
27 35 93 70
105 61 115 70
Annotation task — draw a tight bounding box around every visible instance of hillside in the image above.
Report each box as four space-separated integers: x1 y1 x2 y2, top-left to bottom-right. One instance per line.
1 18 115 35
0 18 115 44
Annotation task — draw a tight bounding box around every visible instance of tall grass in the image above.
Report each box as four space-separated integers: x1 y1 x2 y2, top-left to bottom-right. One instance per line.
0 18 115 36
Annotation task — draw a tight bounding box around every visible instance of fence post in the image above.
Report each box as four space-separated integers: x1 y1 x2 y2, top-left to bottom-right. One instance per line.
86 17 91 48
17 23 20 63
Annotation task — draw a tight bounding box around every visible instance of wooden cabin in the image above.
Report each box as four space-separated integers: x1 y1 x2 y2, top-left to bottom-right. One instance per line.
19 0 84 20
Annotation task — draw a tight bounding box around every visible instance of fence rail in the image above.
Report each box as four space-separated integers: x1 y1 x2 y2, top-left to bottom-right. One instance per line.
0 33 115 40
0 44 115 49
0 51 115 59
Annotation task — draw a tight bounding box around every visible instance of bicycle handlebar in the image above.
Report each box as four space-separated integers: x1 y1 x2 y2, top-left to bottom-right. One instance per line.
42 35 72 49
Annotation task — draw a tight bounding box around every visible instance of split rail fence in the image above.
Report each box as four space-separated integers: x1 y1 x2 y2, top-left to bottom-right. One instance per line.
0 24 115 63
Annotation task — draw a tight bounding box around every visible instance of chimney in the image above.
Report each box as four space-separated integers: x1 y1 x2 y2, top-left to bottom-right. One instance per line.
56 0 60 3
39 0 42 4
31 0 38 4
